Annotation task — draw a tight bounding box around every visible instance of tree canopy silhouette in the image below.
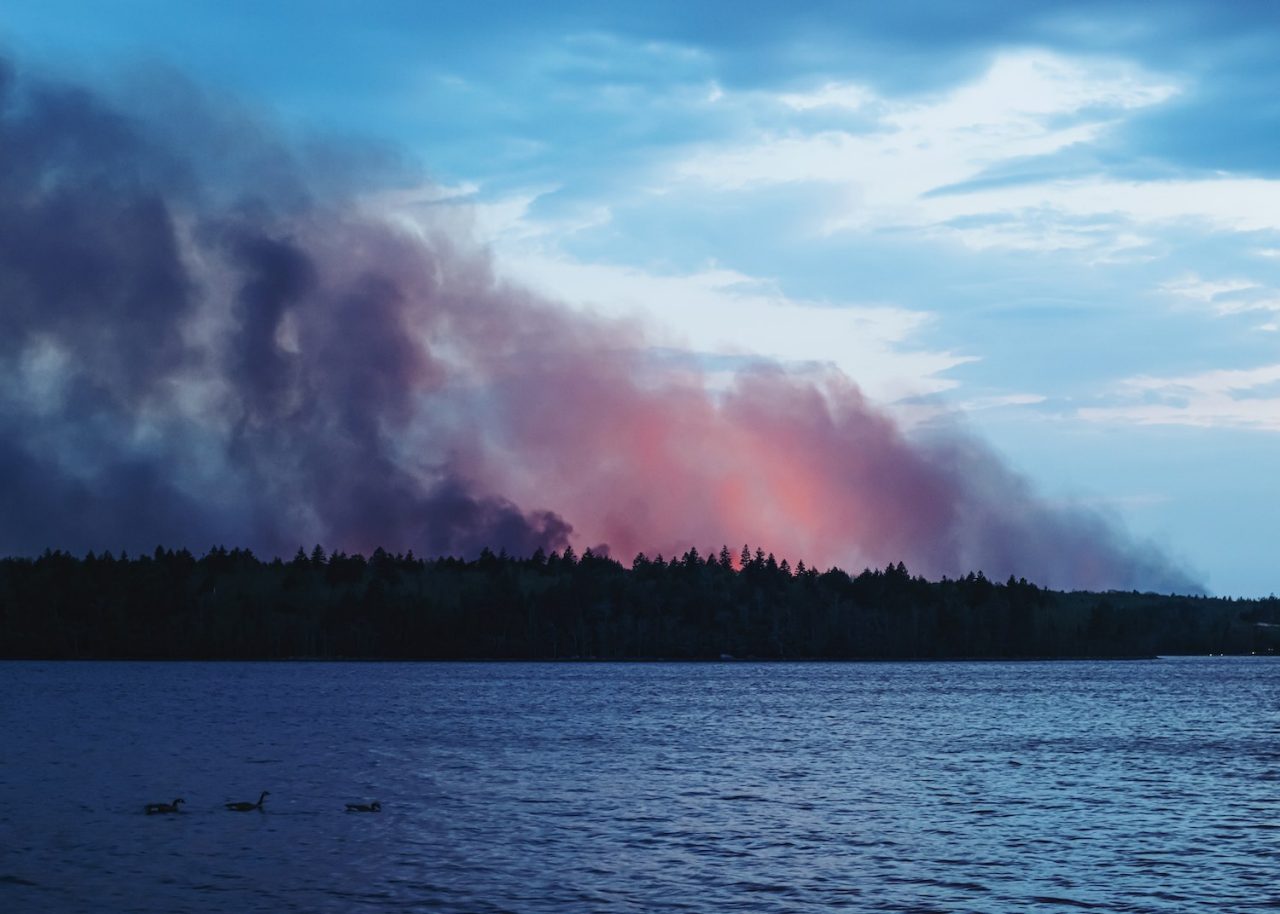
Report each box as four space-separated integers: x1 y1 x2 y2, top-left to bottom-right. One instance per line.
0 546 1274 660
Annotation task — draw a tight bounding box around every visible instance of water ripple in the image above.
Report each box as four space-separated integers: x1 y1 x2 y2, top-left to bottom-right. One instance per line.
1 658 1279 912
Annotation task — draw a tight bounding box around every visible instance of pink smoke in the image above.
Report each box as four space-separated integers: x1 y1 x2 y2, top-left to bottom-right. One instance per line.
0 55 1197 592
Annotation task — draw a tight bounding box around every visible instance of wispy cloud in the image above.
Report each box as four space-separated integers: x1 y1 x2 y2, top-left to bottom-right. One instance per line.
480 246 972 403
778 82 874 112
669 49 1181 253
1079 364 1280 430
1160 273 1280 328
927 177 1280 243
387 178 975 404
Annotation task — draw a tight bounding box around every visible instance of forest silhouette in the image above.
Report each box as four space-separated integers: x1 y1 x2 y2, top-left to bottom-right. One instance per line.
2 545 1276 660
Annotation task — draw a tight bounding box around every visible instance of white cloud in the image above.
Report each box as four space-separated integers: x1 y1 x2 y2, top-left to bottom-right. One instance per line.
779 82 873 111
666 49 1280 253
378 182 612 245
681 50 1174 197
1160 274 1259 303
1079 363 1280 430
486 251 972 403
960 393 1049 411
362 181 481 209
926 177 1280 242
1160 273 1280 326
890 391 1050 430
891 51 1173 131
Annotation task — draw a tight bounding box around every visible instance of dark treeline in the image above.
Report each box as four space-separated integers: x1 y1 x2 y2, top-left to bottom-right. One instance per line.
2 545 1277 660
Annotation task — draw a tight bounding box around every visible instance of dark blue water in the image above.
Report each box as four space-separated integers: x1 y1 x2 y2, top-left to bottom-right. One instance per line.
1 659 1278 913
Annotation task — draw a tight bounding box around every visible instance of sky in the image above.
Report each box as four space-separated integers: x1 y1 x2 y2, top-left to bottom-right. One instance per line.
1 1 1277 596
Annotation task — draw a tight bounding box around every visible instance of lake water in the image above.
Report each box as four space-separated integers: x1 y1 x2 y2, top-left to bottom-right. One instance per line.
1 659 1278 913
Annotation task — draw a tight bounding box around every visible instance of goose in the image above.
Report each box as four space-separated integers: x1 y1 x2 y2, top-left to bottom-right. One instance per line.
225 791 269 811
145 798 184 815
345 801 382 812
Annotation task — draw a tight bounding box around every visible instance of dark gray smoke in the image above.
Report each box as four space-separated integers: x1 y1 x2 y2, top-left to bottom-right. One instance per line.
0 56 1200 592
0 57 573 559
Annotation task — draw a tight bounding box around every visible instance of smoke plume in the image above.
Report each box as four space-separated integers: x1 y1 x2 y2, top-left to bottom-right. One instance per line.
0 57 1198 592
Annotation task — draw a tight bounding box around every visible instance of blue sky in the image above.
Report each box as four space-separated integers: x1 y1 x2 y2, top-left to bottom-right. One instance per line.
3 1 1278 595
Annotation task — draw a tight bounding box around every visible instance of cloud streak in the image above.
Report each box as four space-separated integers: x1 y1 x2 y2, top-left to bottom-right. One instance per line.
0 56 1197 592
673 49 1181 248
1078 363 1280 431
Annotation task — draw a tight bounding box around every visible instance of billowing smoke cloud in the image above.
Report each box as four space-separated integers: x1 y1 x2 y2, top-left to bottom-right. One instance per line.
0 57 1198 592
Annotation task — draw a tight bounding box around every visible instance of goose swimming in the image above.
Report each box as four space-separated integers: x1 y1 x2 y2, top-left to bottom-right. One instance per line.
225 791 269 811
345 801 381 812
145 798 184 815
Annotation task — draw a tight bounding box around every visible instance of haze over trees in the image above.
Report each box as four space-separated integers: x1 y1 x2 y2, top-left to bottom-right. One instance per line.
2 546 1275 660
